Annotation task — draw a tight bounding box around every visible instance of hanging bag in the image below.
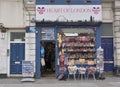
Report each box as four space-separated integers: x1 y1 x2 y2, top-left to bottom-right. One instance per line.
41 58 45 66
59 55 65 63
57 73 66 80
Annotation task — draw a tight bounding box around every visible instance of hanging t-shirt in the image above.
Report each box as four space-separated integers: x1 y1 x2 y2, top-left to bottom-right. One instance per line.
41 46 45 58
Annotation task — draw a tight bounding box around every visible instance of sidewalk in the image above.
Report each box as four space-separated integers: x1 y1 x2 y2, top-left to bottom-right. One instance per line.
0 76 120 87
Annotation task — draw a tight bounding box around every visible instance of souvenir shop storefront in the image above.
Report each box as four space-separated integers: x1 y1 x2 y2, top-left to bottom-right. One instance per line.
35 5 102 78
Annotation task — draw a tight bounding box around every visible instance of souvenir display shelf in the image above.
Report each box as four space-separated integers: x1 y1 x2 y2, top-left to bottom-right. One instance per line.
60 33 96 66
96 47 104 73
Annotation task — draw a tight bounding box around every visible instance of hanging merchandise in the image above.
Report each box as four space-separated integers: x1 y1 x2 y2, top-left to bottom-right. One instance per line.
96 46 105 80
68 60 75 66
58 54 67 80
96 46 104 72
60 31 96 66
59 54 65 63
59 66 67 73
88 60 94 65
79 58 85 64
41 58 45 66
59 54 66 68
58 28 96 80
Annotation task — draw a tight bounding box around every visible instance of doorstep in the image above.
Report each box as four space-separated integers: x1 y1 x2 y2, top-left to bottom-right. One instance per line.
10 74 23 78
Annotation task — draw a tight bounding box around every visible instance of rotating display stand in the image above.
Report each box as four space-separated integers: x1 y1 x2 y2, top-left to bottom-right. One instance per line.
96 46 104 79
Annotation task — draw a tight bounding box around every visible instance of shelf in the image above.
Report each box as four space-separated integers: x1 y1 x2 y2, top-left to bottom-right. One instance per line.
68 57 95 59
62 40 95 42
64 51 95 53
63 46 95 48
58 32 96 66
75 64 95 66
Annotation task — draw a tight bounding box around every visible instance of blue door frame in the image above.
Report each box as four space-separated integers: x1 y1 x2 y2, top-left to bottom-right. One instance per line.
10 43 25 74
35 27 58 78
101 38 114 72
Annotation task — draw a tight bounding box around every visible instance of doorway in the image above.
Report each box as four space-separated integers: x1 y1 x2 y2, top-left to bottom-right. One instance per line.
41 42 55 77
10 32 25 74
10 43 25 74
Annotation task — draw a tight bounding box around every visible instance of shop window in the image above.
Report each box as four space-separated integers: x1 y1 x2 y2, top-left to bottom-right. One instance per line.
101 23 113 37
10 32 25 41
58 28 96 66
41 28 55 40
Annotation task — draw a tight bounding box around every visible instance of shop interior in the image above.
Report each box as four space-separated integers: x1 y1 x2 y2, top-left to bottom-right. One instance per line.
41 42 55 77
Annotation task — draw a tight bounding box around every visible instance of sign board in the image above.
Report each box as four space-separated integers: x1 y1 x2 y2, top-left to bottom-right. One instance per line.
22 61 34 77
29 27 36 33
36 5 102 22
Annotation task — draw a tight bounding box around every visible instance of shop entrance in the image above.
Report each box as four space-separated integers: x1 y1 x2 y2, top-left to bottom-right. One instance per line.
41 42 55 77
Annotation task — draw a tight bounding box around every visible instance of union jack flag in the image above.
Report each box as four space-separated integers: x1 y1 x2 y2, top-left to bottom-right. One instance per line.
37 7 45 14
92 7 100 14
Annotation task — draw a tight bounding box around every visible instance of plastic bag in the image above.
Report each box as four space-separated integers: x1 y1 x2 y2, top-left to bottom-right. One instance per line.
41 58 45 66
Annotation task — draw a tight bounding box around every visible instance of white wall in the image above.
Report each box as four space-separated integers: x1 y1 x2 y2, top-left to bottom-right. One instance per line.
25 33 36 72
102 2 113 23
0 0 24 28
114 0 120 66
0 32 8 74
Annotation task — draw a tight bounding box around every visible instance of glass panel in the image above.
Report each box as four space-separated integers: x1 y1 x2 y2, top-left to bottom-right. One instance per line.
41 28 55 40
10 32 25 41
101 23 113 36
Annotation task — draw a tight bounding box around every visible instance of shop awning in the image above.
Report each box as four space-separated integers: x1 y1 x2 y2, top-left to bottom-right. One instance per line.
36 21 102 27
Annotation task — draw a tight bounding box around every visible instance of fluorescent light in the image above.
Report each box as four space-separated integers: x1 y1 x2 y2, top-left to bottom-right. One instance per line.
64 33 78 36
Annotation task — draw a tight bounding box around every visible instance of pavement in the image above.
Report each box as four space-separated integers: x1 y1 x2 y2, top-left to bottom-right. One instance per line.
0 76 120 87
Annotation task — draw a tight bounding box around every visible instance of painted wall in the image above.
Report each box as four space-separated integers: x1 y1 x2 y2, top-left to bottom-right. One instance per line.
0 32 8 74
102 2 113 23
114 0 120 66
25 32 36 73
0 0 36 76
0 0 24 28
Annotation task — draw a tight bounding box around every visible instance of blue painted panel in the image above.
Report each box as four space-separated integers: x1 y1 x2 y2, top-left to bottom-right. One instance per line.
10 43 25 74
35 27 41 78
104 63 114 72
17 64 22 74
17 43 25 61
36 0 101 5
96 26 101 49
10 65 18 74
10 44 17 65
55 27 59 76
101 38 114 61
101 38 114 72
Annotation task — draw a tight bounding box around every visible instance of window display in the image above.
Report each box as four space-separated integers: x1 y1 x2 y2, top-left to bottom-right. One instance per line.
58 28 96 66
41 28 55 40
